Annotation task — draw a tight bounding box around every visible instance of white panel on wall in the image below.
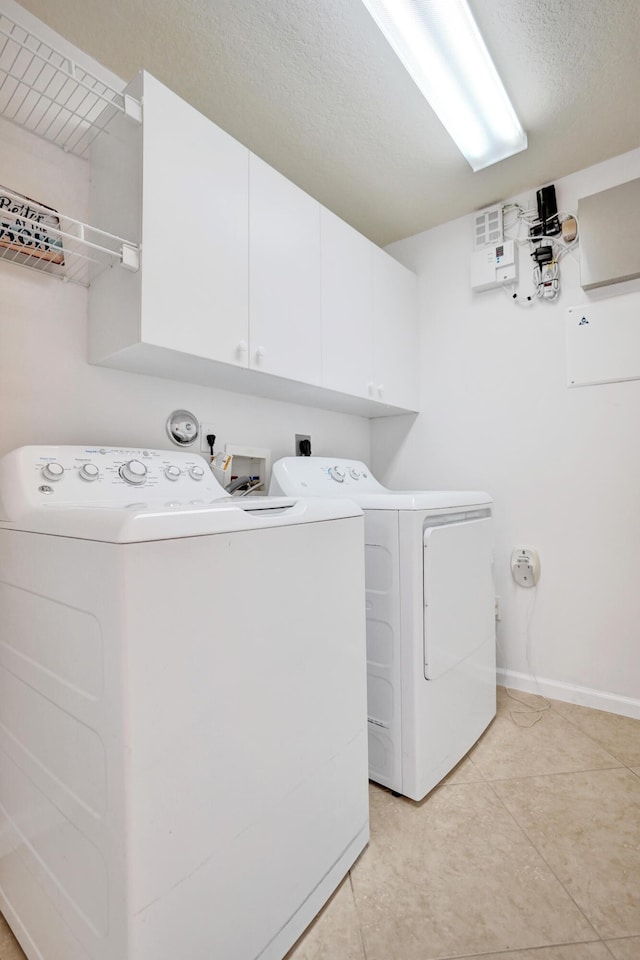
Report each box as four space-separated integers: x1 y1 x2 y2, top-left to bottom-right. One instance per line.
566 293 640 387
578 178 640 290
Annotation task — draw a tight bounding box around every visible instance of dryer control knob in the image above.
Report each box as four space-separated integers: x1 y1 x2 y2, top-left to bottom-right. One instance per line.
41 462 64 482
349 468 361 480
329 466 346 482
189 465 205 481
119 459 148 485
79 463 99 482
165 465 181 481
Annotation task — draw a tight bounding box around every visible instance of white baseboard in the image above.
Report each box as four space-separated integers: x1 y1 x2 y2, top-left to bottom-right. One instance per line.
497 668 640 721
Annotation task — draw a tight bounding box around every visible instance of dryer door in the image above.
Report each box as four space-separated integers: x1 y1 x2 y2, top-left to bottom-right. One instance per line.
423 517 495 680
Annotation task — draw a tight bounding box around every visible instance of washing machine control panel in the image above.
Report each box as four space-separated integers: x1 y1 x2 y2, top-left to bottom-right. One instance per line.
119 459 148 485
2 445 227 510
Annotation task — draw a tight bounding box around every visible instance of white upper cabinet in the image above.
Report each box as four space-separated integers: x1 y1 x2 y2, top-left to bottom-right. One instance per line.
321 208 374 400
89 72 249 369
249 155 322 385
141 74 249 365
87 71 418 416
1 8 420 418
321 208 419 412
372 246 420 411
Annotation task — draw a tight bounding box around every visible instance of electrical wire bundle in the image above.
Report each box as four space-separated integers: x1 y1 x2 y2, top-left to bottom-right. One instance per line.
501 201 579 306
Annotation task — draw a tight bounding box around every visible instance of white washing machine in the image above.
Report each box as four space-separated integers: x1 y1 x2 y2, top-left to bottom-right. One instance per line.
270 457 496 802
0 445 369 960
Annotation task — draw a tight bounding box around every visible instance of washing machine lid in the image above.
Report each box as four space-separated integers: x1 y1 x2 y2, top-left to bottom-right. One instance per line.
270 457 492 511
0 497 363 542
0 446 362 542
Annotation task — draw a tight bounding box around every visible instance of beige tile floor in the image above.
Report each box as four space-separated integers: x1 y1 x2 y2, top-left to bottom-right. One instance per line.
1 686 639 960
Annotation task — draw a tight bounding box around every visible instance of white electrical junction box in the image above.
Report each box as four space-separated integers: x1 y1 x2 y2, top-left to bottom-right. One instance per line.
470 239 517 292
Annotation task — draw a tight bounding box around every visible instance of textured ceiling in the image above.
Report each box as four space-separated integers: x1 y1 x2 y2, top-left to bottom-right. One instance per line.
14 0 640 245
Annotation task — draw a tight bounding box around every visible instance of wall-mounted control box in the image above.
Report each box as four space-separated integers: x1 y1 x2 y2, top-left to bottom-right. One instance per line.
471 239 517 292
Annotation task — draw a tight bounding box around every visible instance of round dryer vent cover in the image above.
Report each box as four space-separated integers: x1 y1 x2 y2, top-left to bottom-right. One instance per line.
166 409 200 446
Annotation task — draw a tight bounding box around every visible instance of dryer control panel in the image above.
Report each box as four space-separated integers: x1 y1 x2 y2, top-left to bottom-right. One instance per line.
271 457 386 496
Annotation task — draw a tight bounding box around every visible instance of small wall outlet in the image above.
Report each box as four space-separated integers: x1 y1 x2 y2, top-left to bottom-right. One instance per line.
200 424 217 456
511 546 541 588
295 434 311 456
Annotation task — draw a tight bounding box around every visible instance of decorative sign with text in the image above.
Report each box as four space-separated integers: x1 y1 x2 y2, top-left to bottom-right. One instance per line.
0 187 65 265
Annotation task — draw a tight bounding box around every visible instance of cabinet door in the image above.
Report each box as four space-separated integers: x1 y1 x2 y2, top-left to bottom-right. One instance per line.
321 208 374 399
372 248 419 410
140 73 249 366
249 155 321 385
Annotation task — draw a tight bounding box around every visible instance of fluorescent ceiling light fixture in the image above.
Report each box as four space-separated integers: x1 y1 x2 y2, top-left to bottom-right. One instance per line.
360 0 527 171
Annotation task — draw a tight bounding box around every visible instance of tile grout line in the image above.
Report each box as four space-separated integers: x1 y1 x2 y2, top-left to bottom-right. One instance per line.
362 778 610 960
483 774 602 944
602 939 622 958
424 934 619 960
546 701 640 772
470 761 625 786
348 868 370 960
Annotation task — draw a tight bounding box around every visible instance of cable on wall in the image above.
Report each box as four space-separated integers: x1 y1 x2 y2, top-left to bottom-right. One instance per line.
501 195 579 306
504 586 551 726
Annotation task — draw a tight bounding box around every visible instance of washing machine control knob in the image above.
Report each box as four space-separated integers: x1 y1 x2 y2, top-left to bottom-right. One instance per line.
41 462 64 482
329 466 346 482
189 465 205 481
79 463 99 482
349 468 361 480
119 459 147 485
165 465 181 481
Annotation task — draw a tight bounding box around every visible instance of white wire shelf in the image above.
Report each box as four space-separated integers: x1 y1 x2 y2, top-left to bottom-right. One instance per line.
0 12 141 156
0 13 141 285
0 186 139 286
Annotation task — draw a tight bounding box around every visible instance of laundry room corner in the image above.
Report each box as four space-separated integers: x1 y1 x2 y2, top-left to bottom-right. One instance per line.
371 147 640 719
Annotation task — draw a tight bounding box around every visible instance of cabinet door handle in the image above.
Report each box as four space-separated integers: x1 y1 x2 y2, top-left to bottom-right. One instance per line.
255 346 266 360
377 384 384 397
237 340 248 354
368 381 375 396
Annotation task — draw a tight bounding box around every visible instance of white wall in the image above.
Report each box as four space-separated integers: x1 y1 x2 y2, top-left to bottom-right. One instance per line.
4 2 639 718
372 148 640 717
0 116 369 474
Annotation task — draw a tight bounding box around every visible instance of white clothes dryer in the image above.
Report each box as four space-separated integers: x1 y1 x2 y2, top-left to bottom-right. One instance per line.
270 457 496 802
0 446 369 960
